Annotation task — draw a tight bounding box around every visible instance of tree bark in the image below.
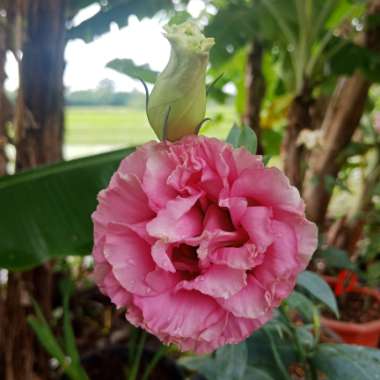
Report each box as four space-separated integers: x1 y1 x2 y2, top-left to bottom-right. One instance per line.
3 1 66 379
0 11 10 176
15 0 65 170
303 0 380 226
282 83 314 191
303 73 370 225
243 40 266 154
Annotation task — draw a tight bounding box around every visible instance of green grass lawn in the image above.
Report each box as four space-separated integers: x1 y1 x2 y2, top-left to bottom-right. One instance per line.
65 105 237 147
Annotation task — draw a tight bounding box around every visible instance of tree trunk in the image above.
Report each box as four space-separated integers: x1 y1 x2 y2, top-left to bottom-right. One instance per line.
303 0 380 226
0 12 9 176
3 1 66 379
243 40 265 154
15 0 65 169
303 73 370 225
282 84 314 191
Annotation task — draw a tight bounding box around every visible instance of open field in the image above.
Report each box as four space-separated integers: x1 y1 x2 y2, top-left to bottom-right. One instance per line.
65 105 237 151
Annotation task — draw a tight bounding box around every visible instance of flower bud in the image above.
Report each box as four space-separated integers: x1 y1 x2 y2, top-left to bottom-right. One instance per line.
147 21 214 141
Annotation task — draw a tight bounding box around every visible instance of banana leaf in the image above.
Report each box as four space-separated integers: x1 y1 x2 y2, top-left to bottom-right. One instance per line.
0 147 134 271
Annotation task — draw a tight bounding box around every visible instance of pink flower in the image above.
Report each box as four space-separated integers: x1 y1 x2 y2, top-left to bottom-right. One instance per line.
92 136 317 353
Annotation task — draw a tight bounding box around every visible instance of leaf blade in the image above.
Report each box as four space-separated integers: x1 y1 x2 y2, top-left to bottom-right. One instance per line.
297 271 339 317
0 147 134 271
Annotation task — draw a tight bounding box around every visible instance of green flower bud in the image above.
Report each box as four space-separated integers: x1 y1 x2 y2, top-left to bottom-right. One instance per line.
147 21 214 141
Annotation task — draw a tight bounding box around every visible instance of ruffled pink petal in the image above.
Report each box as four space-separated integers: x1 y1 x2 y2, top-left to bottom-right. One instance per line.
221 314 264 344
117 142 155 180
231 167 304 215
134 290 223 340
92 172 154 231
103 223 155 296
258 220 299 278
177 265 247 299
209 243 263 270
92 235 106 263
186 229 244 261
203 204 233 232
253 220 299 304
151 241 176 273
200 168 223 201
218 275 271 319
218 196 248 227
232 147 263 174
274 209 318 269
147 194 203 242
142 146 177 210
102 269 132 308
167 165 196 193
145 268 180 293
240 206 274 252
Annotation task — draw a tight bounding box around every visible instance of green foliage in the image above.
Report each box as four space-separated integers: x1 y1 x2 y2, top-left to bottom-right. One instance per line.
180 341 275 380
226 124 258 154
66 0 173 42
0 148 134 270
28 281 89 380
318 247 355 270
205 1 257 68
328 39 380 83
106 59 158 84
311 344 380 380
180 289 380 380
285 291 316 322
297 271 339 317
261 129 283 156
206 0 367 108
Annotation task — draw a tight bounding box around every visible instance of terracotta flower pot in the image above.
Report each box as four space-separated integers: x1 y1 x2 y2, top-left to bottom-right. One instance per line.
321 276 380 347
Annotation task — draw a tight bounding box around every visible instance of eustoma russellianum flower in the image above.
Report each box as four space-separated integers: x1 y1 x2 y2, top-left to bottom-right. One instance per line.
147 21 214 141
92 21 318 354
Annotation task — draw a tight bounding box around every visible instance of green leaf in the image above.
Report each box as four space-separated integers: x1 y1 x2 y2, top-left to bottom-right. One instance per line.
215 343 248 380
226 124 258 154
107 58 158 84
28 301 67 367
242 367 275 380
246 326 297 379
295 326 314 351
61 279 81 366
285 291 316 322
297 271 339 318
66 0 172 42
311 344 380 380
263 155 272 166
0 147 134 271
319 247 355 270
178 356 217 380
28 298 88 380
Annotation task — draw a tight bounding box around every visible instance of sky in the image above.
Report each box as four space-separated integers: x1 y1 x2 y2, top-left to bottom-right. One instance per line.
4 0 206 93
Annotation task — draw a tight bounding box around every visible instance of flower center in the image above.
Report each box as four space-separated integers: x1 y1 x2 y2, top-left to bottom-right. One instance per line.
172 244 200 280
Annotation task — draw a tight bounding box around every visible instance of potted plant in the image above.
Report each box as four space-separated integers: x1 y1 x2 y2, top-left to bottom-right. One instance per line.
321 271 380 347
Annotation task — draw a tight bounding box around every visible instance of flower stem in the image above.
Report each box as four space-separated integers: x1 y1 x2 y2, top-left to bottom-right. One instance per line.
141 345 168 380
128 331 147 380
